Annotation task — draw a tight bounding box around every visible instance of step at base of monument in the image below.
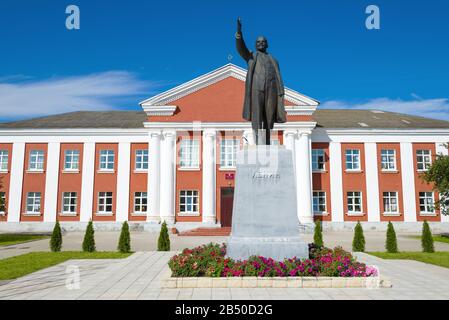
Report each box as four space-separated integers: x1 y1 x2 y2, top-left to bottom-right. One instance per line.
177 227 231 237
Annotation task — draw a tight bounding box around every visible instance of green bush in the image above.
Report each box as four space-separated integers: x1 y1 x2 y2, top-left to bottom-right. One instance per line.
117 221 131 253
352 222 365 252
385 222 398 253
82 220 96 252
422 221 435 253
50 221 62 252
158 221 170 251
313 220 323 247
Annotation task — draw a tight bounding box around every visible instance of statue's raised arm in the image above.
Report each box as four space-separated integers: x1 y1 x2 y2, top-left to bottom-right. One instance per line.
235 18 252 62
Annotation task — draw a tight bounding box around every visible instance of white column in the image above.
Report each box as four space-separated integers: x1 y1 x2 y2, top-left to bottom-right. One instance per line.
147 131 161 222
116 142 131 222
160 130 176 224
329 142 344 222
7 143 25 222
365 142 380 222
202 129 217 223
243 129 255 146
80 142 95 222
401 142 417 222
43 142 60 223
436 143 449 222
295 130 313 224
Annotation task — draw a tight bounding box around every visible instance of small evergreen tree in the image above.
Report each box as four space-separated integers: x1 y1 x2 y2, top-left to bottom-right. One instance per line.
158 221 170 251
421 220 435 253
352 221 366 252
82 220 96 252
385 222 398 253
117 221 131 253
313 220 323 247
50 221 62 252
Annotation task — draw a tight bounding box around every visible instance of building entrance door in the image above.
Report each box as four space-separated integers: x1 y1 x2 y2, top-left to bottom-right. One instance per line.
220 187 234 227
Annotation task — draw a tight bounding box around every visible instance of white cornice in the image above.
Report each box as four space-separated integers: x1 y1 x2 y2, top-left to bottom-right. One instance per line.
313 127 449 136
143 105 177 116
140 63 320 108
143 121 318 131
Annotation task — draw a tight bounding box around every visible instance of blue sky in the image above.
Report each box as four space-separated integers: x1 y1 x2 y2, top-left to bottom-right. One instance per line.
0 0 448 121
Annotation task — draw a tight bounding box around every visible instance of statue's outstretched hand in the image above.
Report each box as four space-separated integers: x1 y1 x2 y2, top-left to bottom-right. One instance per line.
237 18 242 33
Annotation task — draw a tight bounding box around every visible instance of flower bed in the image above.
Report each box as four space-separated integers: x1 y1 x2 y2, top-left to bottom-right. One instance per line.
168 243 378 278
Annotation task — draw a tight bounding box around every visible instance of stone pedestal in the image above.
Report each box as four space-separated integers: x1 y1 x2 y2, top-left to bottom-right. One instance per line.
227 146 309 261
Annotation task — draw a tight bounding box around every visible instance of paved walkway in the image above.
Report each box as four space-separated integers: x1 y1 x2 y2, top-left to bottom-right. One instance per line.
1 251 449 300
2 231 449 259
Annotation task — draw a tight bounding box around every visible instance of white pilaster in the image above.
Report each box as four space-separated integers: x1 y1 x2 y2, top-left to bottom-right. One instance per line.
436 143 449 222
116 142 131 222
329 142 344 222
43 142 60 223
295 130 313 224
401 142 417 222
7 143 25 222
365 142 380 222
160 130 176 224
148 131 161 222
80 142 95 222
202 129 217 223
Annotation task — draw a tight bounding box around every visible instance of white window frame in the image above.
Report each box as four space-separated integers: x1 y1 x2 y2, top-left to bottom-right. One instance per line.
97 192 113 215
61 192 77 215
313 191 327 215
26 192 41 215
383 191 399 215
220 139 239 169
419 192 435 215
380 149 397 171
0 150 9 172
133 192 148 215
345 149 361 171
179 190 199 215
417 150 432 171
312 149 326 172
99 150 115 171
179 139 200 169
64 150 80 172
135 149 148 171
347 191 363 215
28 150 45 172
0 192 6 214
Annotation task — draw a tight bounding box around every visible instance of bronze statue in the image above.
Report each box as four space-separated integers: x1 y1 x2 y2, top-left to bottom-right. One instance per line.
235 18 287 145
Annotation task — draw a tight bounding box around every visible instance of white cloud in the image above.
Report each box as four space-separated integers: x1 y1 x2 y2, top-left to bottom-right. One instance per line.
0 71 161 119
321 97 449 121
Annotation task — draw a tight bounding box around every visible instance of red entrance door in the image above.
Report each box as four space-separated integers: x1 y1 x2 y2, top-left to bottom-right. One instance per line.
220 187 234 227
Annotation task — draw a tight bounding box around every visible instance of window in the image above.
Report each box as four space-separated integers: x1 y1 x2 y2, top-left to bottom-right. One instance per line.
220 139 239 168
313 191 327 214
383 192 399 214
419 192 435 214
29 150 45 171
347 191 362 214
26 192 41 214
417 150 432 171
135 150 148 171
64 150 80 171
99 150 115 171
345 149 360 171
98 192 113 214
179 190 199 214
0 150 9 171
381 150 396 171
312 149 325 171
62 192 77 214
270 139 280 146
0 192 5 212
134 192 148 214
179 139 199 168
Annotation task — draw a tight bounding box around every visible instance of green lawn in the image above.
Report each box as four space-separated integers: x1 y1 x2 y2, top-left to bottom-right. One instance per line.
410 235 449 244
369 252 449 269
0 251 132 280
0 234 49 247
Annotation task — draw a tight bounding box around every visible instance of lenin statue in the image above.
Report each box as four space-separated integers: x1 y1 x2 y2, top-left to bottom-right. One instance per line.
235 18 287 145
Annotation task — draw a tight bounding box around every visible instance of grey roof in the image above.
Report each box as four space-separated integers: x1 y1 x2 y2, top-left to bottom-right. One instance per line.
0 109 448 130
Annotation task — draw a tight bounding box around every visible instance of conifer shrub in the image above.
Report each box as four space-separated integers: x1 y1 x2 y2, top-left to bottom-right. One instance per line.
352 221 366 252
50 221 62 252
82 220 96 252
118 221 131 253
385 222 398 253
158 221 170 251
313 220 324 247
421 220 435 253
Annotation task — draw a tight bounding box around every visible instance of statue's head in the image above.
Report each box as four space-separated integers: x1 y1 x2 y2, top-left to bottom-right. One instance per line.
255 36 268 53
